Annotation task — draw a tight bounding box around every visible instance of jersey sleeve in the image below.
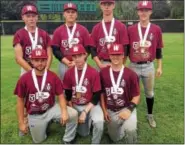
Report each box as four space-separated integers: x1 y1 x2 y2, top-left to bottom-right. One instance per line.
119 23 129 45
90 26 98 48
92 71 101 92
157 27 164 48
99 70 105 93
13 31 21 47
51 28 60 47
130 71 140 98
54 75 64 95
14 77 26 98
46 32 51 47
82 27 93 47
63 70 72 90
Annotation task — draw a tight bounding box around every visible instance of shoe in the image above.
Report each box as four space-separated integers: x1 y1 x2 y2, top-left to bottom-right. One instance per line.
147 114 156 128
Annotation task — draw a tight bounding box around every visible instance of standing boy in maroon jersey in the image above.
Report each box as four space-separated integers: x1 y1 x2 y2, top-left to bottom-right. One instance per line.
100 44 140 143
13 4 53 136
63 44 104 144
14 48 78 143
126 1 164 128
51 2 93 80
91 0 129 70
13 4 52 76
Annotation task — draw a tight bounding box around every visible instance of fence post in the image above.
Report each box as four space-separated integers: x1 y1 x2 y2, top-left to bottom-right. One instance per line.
1 21 5 35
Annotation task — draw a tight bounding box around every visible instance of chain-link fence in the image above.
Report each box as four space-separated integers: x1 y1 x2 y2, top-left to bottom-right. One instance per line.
0 19 184 35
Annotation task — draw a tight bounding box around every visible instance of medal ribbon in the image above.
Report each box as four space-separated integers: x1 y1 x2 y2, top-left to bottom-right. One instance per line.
138 22 151 46
75 63 87 88
102 18 115 42
66 23 77 45
32 69 47 93
110 65 124 90
24 26 38 49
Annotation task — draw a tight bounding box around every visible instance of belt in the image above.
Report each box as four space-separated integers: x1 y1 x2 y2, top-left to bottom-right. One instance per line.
109 107 124 112
136 61 152 64
29 110 47 115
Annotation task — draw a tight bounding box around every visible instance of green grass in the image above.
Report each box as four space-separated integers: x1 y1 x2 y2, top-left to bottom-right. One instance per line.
1 33 184 144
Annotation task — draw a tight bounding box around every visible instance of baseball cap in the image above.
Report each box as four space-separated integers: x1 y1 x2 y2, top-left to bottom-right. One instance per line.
137 1 152 10
108 44 124 55
70 44 86 55
63 2 77 11
30 49 48 59
21 5 38 15
100 0 115 4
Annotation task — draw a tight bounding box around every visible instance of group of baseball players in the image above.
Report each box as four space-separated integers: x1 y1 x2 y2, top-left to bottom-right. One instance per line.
13 0 163 144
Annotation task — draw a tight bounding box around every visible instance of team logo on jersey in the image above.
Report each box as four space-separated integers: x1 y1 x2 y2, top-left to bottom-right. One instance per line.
46 83 51 91
36 45 43 49
41 103 49 111
76 31 80 37
105 88 111 96
120 79 126 87
133 42 140 51
113 28 117 35
113 94 118 99
83 78 89 86
115 99 125 106
149 33 154 41
39 37 43 44
78 97 87 104
25 46 32 55
29 94 36 102
99 38 106 46
62 40 68 48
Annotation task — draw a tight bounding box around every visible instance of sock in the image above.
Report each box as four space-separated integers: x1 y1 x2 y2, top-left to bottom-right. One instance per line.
146 97 154 114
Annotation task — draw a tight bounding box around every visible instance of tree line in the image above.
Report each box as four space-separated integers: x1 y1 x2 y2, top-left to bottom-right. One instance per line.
1 0 184 20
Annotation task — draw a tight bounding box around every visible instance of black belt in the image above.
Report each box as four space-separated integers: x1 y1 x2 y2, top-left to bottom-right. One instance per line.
136 61 152 64
29 110 47 115
109 107 124 112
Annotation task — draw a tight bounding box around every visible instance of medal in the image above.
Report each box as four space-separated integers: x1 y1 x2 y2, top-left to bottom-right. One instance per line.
138 22 151 47
32 69 47 102
24 26 38 49
110 66 124 95
102 18 115 43
66 23 77 48
75 63 87 98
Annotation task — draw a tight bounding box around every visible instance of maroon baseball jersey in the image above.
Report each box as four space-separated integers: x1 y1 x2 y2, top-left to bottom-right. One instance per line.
13 28 51 66
128 23 164 62
100 66 140 111
91 19 129 60
51 24 93 61
63 64 101 105
14 70 63 114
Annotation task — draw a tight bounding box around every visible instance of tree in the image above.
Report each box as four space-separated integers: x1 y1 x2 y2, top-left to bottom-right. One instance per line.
151 0 171 19
169 0 184 19
1 0 37 20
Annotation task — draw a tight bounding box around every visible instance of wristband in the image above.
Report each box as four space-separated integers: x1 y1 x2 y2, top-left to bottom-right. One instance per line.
127 102 137 112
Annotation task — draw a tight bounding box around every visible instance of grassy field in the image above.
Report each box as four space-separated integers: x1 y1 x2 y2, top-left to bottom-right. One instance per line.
1 34 184 144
